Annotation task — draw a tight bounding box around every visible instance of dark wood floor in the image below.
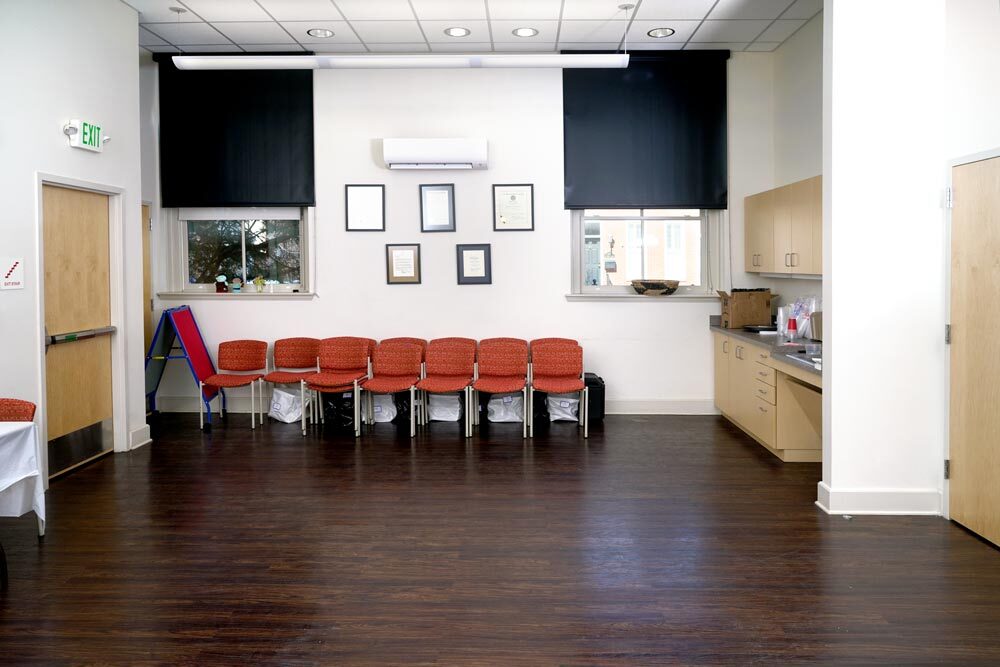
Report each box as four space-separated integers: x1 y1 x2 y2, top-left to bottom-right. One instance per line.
1 414 999 665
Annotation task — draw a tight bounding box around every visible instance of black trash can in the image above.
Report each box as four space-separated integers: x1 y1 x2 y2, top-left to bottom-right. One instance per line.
585 373 606 422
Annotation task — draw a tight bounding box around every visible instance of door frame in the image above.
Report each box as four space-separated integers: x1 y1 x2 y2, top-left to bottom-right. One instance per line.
943 146 1000 520
35 173 129 482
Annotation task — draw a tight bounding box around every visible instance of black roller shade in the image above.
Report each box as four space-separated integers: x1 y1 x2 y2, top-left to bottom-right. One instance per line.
563 50 729 210
154 54 315 207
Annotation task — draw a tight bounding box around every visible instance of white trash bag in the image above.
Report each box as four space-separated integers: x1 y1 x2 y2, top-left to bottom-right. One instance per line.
428 393 462 422
269 387 304 424
370 394 397 423
547 393 580 422
487 393 524 423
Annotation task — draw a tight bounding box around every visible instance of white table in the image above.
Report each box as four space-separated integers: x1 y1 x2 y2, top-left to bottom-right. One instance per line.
0 422 45 536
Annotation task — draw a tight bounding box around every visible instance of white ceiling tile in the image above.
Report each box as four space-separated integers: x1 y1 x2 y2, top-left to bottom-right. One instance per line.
628 20 702 43
628 42 685 50
180 44 245 52
561 0 634 21
256 0 344 21
684 42 747 50
146 22 232 45
558 20 629 42
142 44 179 53
139 26 169 46
708 0 793 20
181 0 271 22
420 20 491 42
491 42 556 51
745 42 780 51
430 42 493 52
783 0 823 20
690 19 770 41
488 0 562 20
281 21 361 43
556 42 622 50
130 0 200 23
245 44 308 52
490 20 560 42
309 43 370 52
410 0 487 20
756 19 806 42
351 20 426 42
635 0 719 20
214 22 296 44
333 0 415 20
365 43 432 52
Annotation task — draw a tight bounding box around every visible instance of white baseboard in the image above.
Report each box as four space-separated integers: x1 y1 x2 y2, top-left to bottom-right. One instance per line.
606 399 717 415
815 481 942 515
157 395 718 416
129 424 152 450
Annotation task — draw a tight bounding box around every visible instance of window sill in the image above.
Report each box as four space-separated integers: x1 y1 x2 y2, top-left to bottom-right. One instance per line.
564 292 720 302
157 291 317 301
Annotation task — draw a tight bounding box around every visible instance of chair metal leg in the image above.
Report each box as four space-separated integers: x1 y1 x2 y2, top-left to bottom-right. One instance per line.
300 381 307 436
250 380 255 430
528 386 534 438
522 387 527 438
353 380 361 438
199 382 204 430
410 386 416 438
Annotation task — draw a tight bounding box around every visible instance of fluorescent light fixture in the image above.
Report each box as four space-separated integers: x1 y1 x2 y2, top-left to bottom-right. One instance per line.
512 27 539 37
389 163 473 170
306 28 334 38
172 53 629 70
646 27 676 38
444 27 471 37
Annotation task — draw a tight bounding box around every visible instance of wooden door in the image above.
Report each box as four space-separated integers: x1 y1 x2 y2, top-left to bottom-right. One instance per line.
43 185 114 476
142 204 153 353
950 156 1000 547
745 190 774 273
789 179 816 274
772 185 792 273
713 333 730 414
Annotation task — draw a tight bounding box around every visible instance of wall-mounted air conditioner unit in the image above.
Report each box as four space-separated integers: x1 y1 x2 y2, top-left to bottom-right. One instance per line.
382 137 488 170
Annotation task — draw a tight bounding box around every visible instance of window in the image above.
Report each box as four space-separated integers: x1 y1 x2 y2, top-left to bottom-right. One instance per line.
180 208 306 293
574 208 709 295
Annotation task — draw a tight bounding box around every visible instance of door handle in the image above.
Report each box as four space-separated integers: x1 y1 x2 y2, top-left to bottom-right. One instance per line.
791 253 799 267
48 325 116 347
784 253 791 267
723 340 729 354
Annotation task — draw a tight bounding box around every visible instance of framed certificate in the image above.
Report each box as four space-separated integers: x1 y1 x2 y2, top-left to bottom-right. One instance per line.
345 184 386 231
385 243 421 284
420 183 456 232
456 244 492 285
493 183 534 231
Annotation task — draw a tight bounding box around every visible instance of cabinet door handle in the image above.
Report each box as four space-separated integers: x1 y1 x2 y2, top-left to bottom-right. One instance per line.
791 252 799 267
723 340 729 353
759 406 767 413
784 253 791 267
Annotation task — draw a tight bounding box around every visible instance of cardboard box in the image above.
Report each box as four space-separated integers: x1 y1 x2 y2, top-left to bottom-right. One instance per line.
717 290 772 329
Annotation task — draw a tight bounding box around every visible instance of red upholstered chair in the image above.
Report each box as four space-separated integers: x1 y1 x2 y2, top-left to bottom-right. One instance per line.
380 338 428 422
201 340 268 431
417 339 476 437
263 337 320 436
305 337 372 437
529 342 588 438
473 338 530 438
362 343 423 438
0 399 36 422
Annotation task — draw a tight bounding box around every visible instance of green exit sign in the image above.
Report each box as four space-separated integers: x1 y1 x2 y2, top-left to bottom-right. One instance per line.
66 118 104 153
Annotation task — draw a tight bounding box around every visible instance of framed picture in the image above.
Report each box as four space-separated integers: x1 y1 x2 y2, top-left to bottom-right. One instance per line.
345 184 385 231
385 243 421 284
420 183 456 232
493 183 534 231
456 244 492 285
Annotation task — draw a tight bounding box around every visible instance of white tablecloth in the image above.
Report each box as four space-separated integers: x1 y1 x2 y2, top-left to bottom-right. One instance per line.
0 422 45 535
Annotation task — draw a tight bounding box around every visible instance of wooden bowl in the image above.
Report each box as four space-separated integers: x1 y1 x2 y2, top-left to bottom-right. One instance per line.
631 279 680 296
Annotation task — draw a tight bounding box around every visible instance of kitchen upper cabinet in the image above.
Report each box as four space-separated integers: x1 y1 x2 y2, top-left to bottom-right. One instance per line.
744 190 774 273
745 175 822 276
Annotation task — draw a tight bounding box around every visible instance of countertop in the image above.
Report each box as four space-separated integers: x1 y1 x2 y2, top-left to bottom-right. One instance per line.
709 320 821 377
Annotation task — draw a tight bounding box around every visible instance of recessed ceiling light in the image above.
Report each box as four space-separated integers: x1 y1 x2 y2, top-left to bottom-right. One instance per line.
647 27 676 38
307 28 334 38
444 26 471 37
512 27 539 38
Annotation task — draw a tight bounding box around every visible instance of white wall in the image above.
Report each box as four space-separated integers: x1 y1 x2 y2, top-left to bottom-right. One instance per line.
820 0 947 514
773 14 823 186
0 0 147 451
946 0 1000 158
154 68 725 414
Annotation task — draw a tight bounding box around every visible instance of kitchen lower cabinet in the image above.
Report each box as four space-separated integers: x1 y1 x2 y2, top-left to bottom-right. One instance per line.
712 331 821 462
